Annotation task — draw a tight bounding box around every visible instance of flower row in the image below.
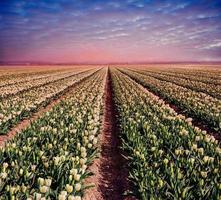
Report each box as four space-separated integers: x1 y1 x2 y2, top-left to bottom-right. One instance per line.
0 68 92 98
162 67 221 84
130 68 221 99
120 68 221 132
111 68 221 199
0 68 70 87
0 69 99 135
0 68 107 199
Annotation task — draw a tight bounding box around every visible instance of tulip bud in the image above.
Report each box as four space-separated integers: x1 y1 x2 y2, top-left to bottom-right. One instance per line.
11 161 15 167
45 178 52 187
80 158 86 165
198 148 204 155
158 150 163 155
40 186 48 194
209 157 214 163
70 168 78 176
68 196 75 200
69 175 73 182
39 151 44 157
158 179 163 188
19 151 22 156
93 138 98 145
75 183 81 192
177 172 183 179
66 184 73 193
75 196 81 200
77 143 81 150
200 171 207 178
44 162 49 168
80 147 86 153
34 192 42 200
135 151 140 156
21 184 27 193
81 152 87 158
203 156 209 163
3 162 8 169
175 149 180 155
54 157 60 166
31 165 36 172
9 186 16 194
151 147 156 152
11 143 16 148
82 164 87 171
38 177 45 186
89 135 94 141
74 174 81 181
19 168 24 176
58 194 66 200
163 158 169 165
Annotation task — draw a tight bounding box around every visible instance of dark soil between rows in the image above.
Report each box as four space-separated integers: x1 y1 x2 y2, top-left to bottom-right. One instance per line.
0 70 99 146
120 69 221 143
83 68 135 200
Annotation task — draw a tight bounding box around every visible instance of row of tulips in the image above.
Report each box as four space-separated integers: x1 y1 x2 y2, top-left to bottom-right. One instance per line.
119 68 221 132
0 67 51 79
161 67 221 83
111 68 221 200
130 68 221 99
0 69 99 135
0 68 74 88
156 69 221 86
0 68 107 199
133 66 221 85
0 68 92 98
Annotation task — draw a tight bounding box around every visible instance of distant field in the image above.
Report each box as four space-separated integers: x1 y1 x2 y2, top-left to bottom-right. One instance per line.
0 64 220 199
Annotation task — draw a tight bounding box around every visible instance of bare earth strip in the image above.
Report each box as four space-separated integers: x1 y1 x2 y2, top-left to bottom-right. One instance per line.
0 68 92 99
83 69 131 200
120 70 221 142
0 70 99 146
0 98 60 146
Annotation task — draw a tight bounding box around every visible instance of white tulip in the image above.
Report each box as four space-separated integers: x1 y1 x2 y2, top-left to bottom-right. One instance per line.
75 183 81 192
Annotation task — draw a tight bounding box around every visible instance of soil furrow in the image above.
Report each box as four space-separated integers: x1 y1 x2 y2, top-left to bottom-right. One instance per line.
0 70 100 146
0 68 93 99
119 69 221 142
83 68 128 200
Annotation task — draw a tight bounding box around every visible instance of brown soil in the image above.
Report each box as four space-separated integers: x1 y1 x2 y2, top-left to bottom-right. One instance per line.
83 68 132 200
0 98 61 146
0 70 99 146
168 103 221 141
121 70 221 143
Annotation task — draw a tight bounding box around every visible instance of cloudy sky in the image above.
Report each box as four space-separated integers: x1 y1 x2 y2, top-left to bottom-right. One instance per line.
0 0 221 63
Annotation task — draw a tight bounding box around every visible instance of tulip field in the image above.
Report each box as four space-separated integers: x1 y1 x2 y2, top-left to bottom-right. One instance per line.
0 65 220 200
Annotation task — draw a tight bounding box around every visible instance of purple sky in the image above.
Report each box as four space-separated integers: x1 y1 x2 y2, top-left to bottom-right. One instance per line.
0 0 221 63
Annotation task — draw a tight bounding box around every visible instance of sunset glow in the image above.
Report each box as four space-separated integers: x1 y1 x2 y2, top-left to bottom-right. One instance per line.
0 0 221 63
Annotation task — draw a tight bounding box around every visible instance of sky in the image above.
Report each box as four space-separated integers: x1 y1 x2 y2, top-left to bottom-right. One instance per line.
0 0 221 63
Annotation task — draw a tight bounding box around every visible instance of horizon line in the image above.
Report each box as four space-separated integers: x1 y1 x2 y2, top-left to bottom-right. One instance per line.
1 61 221 66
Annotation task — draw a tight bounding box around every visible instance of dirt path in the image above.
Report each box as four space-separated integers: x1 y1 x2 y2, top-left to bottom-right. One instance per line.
0 70 99 146
0 98 61 146
83 68 129 200
120 70 221 142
